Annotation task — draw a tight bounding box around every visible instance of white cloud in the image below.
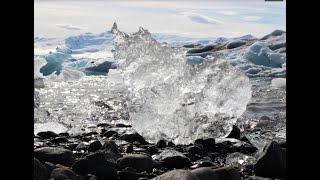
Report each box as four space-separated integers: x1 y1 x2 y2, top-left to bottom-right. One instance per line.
217 10 238 15
56 24 84 30
182 12 222 25
35 1 285 38
243 16 262 21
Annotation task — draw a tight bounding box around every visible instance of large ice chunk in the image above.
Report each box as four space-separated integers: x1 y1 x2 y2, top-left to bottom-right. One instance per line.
243 42 286 68
111 23 252 144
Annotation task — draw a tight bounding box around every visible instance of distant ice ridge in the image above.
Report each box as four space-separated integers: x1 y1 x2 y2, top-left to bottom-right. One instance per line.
111 23 252 144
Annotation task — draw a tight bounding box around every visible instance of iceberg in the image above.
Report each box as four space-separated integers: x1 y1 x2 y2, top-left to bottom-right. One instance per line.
111 23 252 144
243 42 286 68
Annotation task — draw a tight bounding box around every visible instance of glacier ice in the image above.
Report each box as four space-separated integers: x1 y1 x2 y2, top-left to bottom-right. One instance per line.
40 52 73 76
225 152 256 166
111 23 252 144
271 78 286 89
243 42 286 68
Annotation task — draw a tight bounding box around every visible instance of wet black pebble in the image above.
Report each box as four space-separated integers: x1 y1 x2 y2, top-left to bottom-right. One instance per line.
37 131 59 139
156 139 167 148
88 140 102 152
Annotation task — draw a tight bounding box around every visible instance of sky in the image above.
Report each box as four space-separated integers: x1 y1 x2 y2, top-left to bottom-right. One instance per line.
34 1 286 39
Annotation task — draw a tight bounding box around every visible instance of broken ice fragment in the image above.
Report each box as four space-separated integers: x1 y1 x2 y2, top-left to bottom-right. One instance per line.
111 23 252 144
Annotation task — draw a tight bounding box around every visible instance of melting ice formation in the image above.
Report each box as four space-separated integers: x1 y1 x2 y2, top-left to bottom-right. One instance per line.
111 23 252 144
243 42 286 68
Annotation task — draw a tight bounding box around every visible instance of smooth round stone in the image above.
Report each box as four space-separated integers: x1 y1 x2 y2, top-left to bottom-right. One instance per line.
156 139 167 148
88 140 102 152
118 154 157 172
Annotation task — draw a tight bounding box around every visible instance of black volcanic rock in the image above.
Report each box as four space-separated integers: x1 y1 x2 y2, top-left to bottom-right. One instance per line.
75 142 89 151
88 140 102 152
156 139 167 148
213 166 242 180
37 131 59 139
226 125 241 139
186 145 203 156
50 137 69 144
118 154 158 172
195 138 215 150
72 151 117 178
254 141 286 179
151 169 200 180
120 133 148 145
161 154 192 169
191 167 219 180
101 140 122 161
50 167 78 180
34 147 75 166
118 167 157 180
34 158 48 180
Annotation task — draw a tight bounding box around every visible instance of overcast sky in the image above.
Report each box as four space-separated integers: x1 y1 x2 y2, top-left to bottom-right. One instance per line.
34 1 285 38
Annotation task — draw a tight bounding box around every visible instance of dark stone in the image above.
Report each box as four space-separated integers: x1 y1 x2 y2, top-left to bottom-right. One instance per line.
279 141 286 148
195 138 215 149
102 130 118 137
34 158 48 180
120 133 148 145
75 142 89 151
115 123 132 128
156 139 167 148
34 147 76 166
58 132 70 137
226 125 241 139
182 44 197 48
99 128 107 135
50 137 69 144
161 155 192 169
187 45 215 54
246 176 272 180
97 123 111 128
167 141 175 147
191 167 219 180
37 131 59 139
72 151 117 178
101 140 121 157
152 169 200 180
133 141 142 146
186 145 203 156
139 178 150 180
50 167 77 180
101 140 122 161
196 161 218 168
147 145 159 154
44 162 57 176
118 154 158 172
118 169 156 180
88 140 102 152
254 141 286 179
260 30 286 40
226 40 247 49
213 167 242 180
85 174 99 180
85 131 99 136
126 145 134 153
